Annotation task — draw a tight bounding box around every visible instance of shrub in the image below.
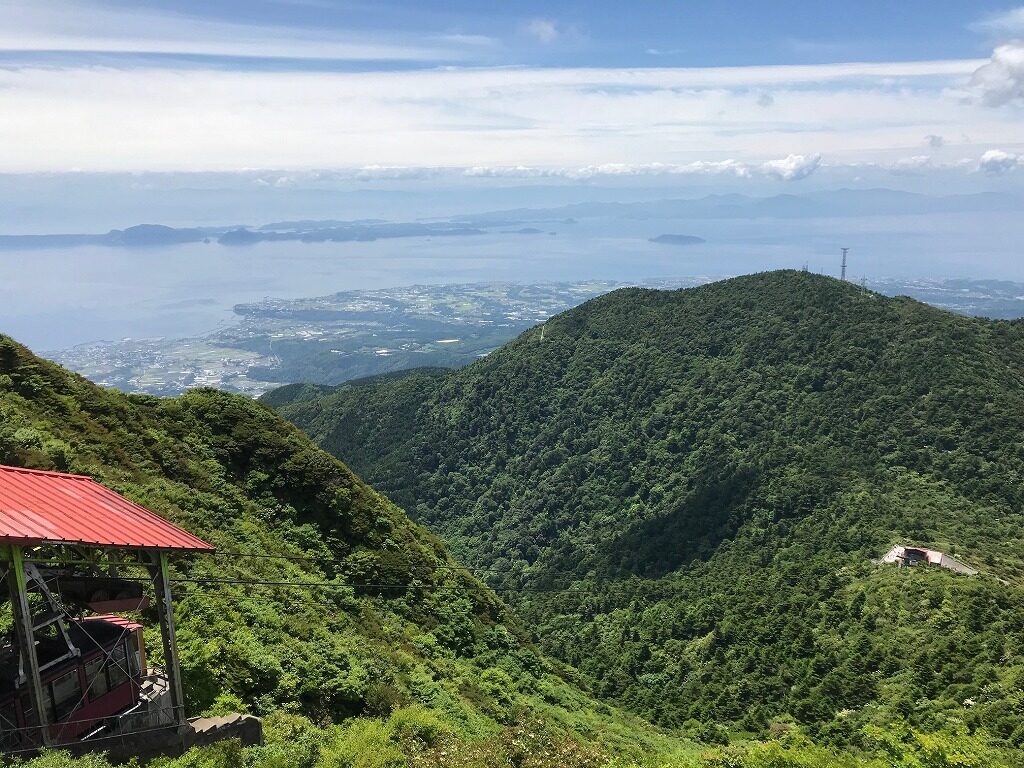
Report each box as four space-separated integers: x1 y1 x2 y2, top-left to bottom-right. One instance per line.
317 719 405 768
387 705 452 747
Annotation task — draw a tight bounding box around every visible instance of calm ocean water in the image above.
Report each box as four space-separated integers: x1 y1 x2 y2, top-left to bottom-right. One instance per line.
2 211 1021 351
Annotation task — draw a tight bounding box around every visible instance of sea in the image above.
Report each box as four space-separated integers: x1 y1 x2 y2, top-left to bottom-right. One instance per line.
2 210 1021 352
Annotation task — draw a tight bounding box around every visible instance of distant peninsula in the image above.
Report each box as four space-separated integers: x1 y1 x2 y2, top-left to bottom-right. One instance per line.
648 234 706 246
0 220 484 250
501 227 545 235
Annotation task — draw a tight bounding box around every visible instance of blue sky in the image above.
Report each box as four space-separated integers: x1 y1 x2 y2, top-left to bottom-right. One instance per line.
0 0 1021 178
5 0 1015 66
3 0 1018 68
233 0 1019 66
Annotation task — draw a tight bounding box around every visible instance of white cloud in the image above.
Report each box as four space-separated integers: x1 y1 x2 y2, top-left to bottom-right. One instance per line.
891 155 933 174
970 43 1024 106
0 59 1019 172
464 165 559 178
760 153 821 180
525 19 560 44
437 33 498 48
353 166 448 181
550 160 752 179
465 157 819 180
671 160 753 178
978 149 1020 175
0 0 466 61
971 7 1024 37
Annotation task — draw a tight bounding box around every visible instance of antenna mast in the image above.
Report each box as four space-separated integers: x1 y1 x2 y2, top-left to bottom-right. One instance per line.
840 248 849 281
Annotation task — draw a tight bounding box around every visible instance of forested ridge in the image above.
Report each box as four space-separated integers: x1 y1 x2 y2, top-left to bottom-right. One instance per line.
0 334 694 767
272 270 1024 758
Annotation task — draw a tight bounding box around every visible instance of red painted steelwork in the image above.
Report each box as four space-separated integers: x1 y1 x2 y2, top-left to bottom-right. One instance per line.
82 616 149 675
0 465 214 552
81 616 143 632
51 674 140 741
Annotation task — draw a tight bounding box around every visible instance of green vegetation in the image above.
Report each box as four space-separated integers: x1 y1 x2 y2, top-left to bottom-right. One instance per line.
5 269 1024 766
273 271 1024 753
0 334 684 764
10 717 1020 768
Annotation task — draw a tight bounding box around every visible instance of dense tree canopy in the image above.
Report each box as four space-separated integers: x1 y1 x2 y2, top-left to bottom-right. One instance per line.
273 271 1024 747
0 334 680 764
4 269 1024 766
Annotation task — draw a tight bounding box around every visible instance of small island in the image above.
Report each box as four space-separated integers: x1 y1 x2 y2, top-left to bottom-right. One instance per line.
648 234 706 246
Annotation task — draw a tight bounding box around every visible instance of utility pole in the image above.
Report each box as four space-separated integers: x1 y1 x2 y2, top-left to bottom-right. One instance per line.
840 248 849 281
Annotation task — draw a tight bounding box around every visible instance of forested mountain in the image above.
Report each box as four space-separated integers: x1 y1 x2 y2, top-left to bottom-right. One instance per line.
0 335 690 767
272 271 1024 756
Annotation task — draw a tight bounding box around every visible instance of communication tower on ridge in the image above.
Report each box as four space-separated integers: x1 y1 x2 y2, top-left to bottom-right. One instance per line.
840 248 849 281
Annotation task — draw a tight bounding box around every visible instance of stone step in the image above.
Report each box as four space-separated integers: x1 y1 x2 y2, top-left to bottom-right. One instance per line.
190 714 241 735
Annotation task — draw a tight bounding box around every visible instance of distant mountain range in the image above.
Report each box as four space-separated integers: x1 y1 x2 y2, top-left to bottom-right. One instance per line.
1 188 1018 249
451 188 1020 224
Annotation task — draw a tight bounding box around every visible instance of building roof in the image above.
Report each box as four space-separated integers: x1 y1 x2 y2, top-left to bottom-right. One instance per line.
0 465 214 552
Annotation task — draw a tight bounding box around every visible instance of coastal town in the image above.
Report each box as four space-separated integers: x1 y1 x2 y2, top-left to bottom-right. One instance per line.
50 280 706 395
51 276 1024 396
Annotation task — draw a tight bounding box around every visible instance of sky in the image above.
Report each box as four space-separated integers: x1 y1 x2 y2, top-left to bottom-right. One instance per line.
1 1 1023 351
0 0 1022 182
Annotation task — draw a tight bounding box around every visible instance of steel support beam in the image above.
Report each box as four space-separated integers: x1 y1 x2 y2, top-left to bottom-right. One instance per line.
4 545 52 747
151 551 186 728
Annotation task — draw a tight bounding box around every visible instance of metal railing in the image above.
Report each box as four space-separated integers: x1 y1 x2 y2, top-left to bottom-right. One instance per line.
1 702 186 755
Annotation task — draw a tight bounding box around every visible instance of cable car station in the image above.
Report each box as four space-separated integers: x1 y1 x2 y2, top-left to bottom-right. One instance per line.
0 465 261 759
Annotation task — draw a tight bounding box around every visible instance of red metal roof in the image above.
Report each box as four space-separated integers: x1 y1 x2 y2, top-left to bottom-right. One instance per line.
0 465 214 552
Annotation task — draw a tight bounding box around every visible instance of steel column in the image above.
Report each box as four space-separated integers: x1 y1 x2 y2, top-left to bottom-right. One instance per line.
152 550 186 727
4 544 51 747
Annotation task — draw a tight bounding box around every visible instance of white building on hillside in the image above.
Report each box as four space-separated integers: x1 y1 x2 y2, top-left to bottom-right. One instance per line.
881 545 977 576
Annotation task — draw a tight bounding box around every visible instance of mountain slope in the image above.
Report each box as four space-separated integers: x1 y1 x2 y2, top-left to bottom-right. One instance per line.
272 271 1024 746
0 334 689 766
